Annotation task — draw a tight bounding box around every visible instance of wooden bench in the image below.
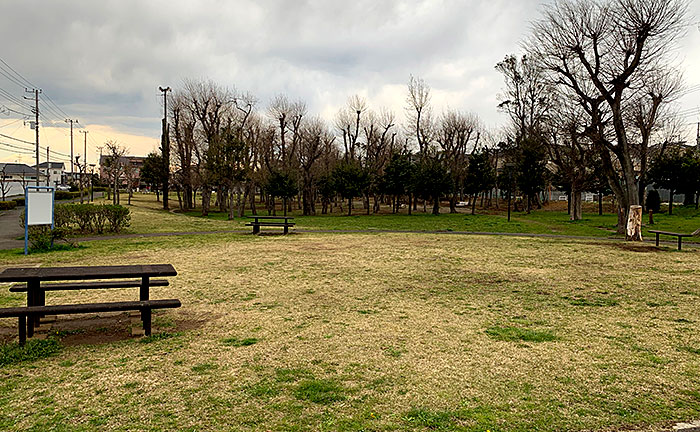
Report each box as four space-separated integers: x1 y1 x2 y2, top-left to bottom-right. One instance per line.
648 230 699 251
0 299 181 345
9 279 169 292
246 216 295 234
0 264 181 345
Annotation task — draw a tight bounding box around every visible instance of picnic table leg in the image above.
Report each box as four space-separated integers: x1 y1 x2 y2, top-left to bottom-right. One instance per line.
26 280 38 338
655 233 659 247
143 308 152 336
284 224 289 235
18 316 26 346
678 236 682 251
253 224 260 234
140 276 150 331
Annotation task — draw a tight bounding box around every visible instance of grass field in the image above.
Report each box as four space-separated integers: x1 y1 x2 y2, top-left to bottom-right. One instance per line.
103 193 700 241
0 230 699 431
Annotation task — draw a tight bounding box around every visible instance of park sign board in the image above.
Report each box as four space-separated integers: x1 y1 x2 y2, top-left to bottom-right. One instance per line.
24 186 54 255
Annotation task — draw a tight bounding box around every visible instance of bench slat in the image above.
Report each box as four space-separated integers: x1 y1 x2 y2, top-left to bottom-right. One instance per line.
0 299 181 317
9 279 170 293
648 230 693 237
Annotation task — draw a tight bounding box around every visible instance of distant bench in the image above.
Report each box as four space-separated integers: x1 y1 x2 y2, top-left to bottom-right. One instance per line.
649 229 700 251
246 216 295 235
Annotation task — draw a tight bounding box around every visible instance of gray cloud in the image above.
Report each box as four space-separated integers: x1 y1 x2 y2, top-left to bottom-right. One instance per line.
0 0 698 150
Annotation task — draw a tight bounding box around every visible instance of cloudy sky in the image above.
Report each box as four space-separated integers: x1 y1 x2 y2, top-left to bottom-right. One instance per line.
0 0 699 166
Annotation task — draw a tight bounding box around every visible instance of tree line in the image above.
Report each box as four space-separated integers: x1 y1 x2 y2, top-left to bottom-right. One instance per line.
133 0 699 239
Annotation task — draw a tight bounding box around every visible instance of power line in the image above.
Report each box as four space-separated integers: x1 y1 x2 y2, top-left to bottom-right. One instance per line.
0 132 34 145
0 57 35 88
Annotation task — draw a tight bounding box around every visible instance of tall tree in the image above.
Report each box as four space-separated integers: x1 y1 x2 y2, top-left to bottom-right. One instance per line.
528 0 689 239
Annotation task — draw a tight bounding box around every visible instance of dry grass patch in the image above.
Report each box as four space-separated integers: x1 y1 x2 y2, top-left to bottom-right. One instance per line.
0 233 698 431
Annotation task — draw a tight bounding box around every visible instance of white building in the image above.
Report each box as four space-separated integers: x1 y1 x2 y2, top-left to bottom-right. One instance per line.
34 161 65 186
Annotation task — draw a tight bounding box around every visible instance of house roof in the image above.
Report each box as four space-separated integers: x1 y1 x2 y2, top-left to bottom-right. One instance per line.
34 162 65 170
0 163 37 175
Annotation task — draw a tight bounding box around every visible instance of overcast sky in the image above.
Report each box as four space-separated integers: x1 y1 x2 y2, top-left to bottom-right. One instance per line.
0 0 699 164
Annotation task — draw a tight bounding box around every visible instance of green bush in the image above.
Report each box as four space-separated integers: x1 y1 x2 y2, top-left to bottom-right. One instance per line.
12 197 25 206
27 226 73 252
104 205 130 232
0 200 17 210
54 191 74 200
19 204 130 235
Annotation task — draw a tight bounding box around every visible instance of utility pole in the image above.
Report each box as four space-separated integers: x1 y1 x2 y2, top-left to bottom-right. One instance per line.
25 88 41 185
80 130 88 172
46 147 50 186
65 119 77 178
159 86 171 210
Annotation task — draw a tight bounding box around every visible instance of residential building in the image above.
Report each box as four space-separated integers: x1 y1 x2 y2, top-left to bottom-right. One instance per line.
34 161 65 186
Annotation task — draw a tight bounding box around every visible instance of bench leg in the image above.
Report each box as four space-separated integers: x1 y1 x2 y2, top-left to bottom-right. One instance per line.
284 225 289 235
18 316 26 346
26 281 37 338
142 309 152 336
678 237 682 251
253 225 260 234
655 233 659 247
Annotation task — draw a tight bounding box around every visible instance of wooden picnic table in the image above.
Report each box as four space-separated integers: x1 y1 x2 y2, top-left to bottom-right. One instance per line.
246 215 295 234
0 264 179 344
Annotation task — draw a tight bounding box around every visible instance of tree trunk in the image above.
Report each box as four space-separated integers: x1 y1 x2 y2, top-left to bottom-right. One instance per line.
649 209 654 225
449 196 457 214
201 188 211 216
408 193 412 215
669 190 674 215
471 195 476 215
228 187 235 220
598 191 603 216
626 205 642 241
348 197 352 216
570 187 582 221
432 195 440 215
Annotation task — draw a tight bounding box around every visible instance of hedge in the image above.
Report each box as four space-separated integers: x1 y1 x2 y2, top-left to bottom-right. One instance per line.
0 201 17 210
13 197 25 206
20 203 130 234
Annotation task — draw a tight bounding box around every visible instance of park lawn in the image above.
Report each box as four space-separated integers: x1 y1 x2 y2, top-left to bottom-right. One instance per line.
93 193 699 241
0 233 699 431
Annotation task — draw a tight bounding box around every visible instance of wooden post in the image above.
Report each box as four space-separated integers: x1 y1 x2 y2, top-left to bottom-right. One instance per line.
18 316 26 346
626 205 643 241
648 209 653 225
140 276 149 331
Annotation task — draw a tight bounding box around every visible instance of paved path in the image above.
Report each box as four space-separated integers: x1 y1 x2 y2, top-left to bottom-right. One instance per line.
0 206 23 250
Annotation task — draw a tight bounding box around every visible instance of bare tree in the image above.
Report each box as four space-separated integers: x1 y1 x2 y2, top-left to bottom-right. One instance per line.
0 166 10 201
406 75 434 156
528 0 689 239
104 140 127 205
437 110 482 213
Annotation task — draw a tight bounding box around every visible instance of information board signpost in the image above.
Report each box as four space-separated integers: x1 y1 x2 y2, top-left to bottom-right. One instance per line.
25 186 55 255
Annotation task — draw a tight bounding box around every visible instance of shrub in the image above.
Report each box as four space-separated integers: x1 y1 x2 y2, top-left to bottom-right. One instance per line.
12 197 25 206
19 204 130 234
0 200 17 210
67 204 95 232
104 205 130 232
646 189 661 213
28 226 73 252
54 191 74 200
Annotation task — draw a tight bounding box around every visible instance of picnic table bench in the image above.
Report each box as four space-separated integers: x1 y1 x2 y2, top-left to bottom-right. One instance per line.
0 264 181 345
246 215 295 234
648 229 699 251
